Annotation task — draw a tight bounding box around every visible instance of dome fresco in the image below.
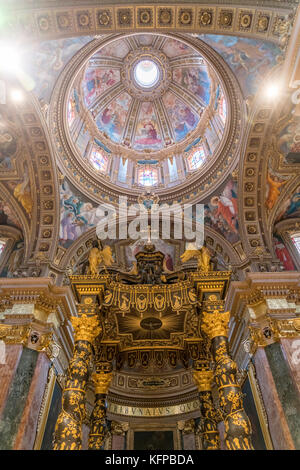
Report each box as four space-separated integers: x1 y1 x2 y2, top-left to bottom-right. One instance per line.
66 34 228 190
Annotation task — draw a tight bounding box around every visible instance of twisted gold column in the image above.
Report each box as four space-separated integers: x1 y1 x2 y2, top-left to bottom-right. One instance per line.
88 364 112 450
193 366 220 450
53 315 101 450
202 310 253 450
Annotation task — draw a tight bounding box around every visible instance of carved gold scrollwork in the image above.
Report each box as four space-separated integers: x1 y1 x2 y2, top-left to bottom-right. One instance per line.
71 314 102 343
201 310 230 339
91 370 112 395
193 369 214 392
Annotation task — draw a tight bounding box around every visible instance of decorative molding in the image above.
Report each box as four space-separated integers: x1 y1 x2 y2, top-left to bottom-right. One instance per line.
3 3 295 45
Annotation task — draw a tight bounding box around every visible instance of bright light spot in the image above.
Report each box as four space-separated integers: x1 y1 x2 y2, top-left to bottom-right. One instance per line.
10 89 24 102
134 60 159 88
265 83 281 99
0 43 21 73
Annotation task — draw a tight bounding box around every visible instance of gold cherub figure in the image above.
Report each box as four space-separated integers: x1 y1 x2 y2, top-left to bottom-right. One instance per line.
180 243 212 273
88 241 114 275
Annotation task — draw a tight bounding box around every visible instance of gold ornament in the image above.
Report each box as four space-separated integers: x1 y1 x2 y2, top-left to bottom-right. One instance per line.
88 243 114 275
193 369 214 392
202 310 230 339
91 371 112 395
71 315 101 343
181 245 211 272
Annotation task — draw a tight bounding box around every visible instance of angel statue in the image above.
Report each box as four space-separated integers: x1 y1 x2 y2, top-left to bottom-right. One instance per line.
88 240 114 275
180 243 212 273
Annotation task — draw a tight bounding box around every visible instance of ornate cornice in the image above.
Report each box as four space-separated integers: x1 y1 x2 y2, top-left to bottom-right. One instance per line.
2 3 295 45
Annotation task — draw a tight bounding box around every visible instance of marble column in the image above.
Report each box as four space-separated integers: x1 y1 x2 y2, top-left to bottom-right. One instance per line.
53 314 101 450
202 309 253 450
193 366 220 450
0 347 38 449
280 338 300 396
111 421 129 450
14 353 50 449
254 347 294 450
180 420 196 450
0 344 23 419
88 363 112 450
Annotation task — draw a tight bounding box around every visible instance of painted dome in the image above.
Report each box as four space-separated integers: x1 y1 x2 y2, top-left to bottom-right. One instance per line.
65 34 230 192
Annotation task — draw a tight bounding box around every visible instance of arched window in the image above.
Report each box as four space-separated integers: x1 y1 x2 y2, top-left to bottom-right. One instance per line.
118 158 128 183
90 147 108 172
168 158 178 182
291 232 300 255
187 146 205 170
0 239 6 257
218 93 227 125
138 167 158 186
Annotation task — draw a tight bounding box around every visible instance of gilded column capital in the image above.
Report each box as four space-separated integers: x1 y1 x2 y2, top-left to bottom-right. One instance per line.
201 310 230 340
111 421 129 436
0 324 30 344
193 369 214 392
91 370 112 395
71 314 102 343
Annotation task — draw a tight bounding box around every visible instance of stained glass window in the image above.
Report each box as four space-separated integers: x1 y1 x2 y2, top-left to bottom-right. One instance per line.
90 147 108 172
138 167 158 186
291 233 300 255
187 146 205 170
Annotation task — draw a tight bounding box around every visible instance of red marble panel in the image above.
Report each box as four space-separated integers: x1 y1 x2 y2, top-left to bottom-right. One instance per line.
280 338 300 396
0 345 23 418
13 352 50 450
217 421 226 450
112 434 125 450
254 347 295 450
82 423 90 450
182 433 195 450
